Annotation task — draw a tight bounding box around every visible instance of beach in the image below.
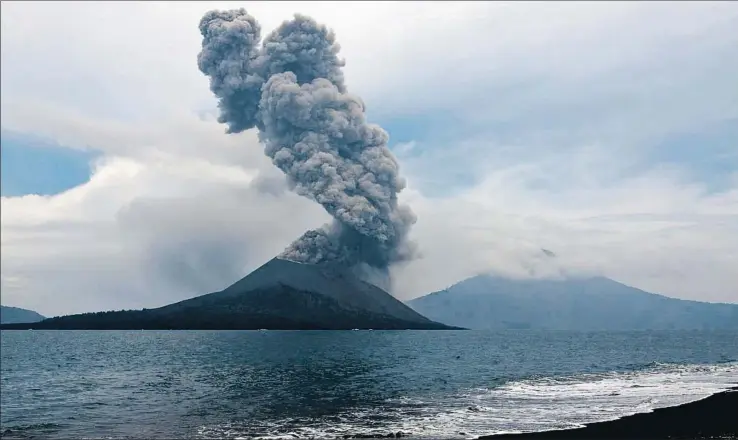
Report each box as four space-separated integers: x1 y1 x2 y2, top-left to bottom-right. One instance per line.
481 387 738 440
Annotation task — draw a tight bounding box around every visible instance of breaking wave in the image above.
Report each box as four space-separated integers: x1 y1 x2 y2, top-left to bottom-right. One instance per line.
196 361 738 439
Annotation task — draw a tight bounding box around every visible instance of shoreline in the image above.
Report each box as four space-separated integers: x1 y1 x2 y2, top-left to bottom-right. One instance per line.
478 386 738 440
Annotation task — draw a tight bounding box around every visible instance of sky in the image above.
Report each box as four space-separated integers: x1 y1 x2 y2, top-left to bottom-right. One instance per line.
1 1 737 316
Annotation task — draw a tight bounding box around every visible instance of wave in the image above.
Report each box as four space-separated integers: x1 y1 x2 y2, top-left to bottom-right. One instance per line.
1 423 63 439
196 362 738 440
472 362 738 435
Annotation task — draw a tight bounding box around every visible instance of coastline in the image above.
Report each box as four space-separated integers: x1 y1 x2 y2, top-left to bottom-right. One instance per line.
479 386 738 440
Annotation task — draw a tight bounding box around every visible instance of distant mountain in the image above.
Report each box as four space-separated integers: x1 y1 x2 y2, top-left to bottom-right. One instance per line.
0 305 45 324
407 275 738 330
1 258 457 330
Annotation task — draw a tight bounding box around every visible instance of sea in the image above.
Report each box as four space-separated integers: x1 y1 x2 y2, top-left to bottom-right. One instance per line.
1 330 737 440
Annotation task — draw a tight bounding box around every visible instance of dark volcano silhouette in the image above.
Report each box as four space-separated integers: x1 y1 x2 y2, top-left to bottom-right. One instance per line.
1 258 457 330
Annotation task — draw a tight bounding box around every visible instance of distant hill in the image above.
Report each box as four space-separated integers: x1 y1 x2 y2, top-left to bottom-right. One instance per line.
0 305 45 324
407 275 738 330
1 258 457 330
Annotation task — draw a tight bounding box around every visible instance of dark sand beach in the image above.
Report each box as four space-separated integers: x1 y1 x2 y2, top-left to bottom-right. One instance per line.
481 387 738 440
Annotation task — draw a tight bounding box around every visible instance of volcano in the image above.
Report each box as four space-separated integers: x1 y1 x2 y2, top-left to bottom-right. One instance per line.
1 258 457 330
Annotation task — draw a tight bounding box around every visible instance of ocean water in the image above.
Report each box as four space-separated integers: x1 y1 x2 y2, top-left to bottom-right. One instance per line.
1 330 737 439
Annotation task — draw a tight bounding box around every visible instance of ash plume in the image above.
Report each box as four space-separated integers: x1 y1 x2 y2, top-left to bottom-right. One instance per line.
198 9 417 271
197 9 263 133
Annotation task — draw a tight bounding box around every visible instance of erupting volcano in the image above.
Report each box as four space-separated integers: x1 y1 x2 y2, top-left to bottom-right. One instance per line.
0 8 456 331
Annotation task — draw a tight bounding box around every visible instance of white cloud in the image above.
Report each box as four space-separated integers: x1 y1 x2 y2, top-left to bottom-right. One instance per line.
1 1 737 314
395 159 738 304
1 130 330 315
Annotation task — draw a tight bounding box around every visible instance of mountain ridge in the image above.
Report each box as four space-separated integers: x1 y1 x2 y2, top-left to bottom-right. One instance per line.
407 274 738 330
0 305 46 324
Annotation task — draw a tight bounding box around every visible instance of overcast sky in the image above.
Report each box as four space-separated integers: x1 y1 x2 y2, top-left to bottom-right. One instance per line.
1 1 737 316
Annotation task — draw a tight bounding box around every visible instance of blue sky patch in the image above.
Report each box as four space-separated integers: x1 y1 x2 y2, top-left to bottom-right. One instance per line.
1 130 100 197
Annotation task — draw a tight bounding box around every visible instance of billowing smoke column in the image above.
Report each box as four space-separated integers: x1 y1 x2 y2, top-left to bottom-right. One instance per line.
198 9 417 271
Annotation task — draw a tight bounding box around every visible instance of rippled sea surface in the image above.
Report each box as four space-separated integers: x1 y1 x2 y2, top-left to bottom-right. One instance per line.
1 330 737 439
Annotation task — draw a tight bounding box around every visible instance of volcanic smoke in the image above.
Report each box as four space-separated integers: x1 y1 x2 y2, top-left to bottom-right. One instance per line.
197 9 417 274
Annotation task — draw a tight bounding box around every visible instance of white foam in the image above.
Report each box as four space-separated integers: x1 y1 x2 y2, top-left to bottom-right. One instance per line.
197 362 738 439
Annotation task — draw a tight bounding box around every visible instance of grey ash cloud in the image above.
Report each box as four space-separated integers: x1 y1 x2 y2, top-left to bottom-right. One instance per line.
197 8 417 272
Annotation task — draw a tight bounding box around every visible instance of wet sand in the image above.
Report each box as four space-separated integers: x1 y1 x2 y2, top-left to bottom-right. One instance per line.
480 387 738 439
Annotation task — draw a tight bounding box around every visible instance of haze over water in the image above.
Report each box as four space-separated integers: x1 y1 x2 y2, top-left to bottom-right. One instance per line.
1 330 737 439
